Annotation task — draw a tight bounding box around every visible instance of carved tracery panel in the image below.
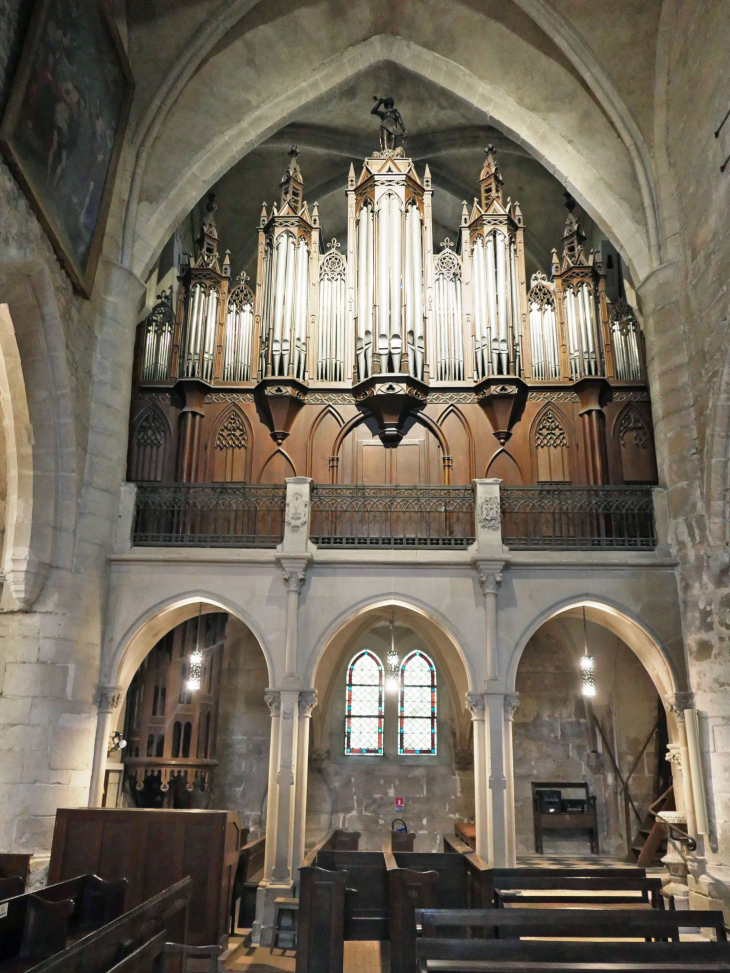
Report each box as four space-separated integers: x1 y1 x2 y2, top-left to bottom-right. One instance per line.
211 408 249 482
130 406 170 481
533 407 571 482
617 405 655 483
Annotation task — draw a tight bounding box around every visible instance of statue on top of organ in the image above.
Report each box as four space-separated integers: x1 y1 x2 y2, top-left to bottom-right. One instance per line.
130 103 654 488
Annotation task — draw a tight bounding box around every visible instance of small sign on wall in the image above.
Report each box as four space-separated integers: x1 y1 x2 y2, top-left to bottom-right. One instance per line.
395 797 404 812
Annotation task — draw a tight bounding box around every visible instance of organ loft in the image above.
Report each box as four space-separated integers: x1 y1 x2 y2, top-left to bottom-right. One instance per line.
129 102 656 493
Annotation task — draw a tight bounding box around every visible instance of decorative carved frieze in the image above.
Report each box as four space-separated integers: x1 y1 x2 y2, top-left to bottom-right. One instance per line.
204 392 255 403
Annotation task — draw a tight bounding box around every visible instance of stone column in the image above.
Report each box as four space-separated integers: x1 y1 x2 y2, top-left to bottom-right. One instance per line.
292 690 318 876
477 568 502 681
669 694 698 837
88 686 123 807
471 479 505 682
466 692 489 861
503 693 520 867
485 692 508 866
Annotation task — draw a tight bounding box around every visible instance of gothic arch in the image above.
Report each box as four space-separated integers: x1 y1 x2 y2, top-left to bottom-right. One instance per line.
129 404 172 482
306 405 344 480
258 447 296 484
529 402 575 482
128 32 655 285
0 263 77 609
485 446 524 486
437 405 475 483
613 403 656 483
206 405 252 482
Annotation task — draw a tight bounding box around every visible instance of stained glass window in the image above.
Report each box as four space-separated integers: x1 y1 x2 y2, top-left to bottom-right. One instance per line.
344 650 384 755
398 651 437 755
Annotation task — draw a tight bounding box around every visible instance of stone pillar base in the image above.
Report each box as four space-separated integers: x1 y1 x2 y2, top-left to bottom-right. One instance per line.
251 879 295 946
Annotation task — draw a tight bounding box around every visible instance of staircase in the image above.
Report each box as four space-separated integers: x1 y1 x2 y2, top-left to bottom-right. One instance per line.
629 785 673 866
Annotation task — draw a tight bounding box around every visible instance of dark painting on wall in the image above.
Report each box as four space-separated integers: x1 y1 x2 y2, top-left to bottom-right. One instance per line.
0 0 133 297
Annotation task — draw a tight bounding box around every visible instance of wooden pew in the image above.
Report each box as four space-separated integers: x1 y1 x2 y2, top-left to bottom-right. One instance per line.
25 876 193 973
415 906 728 942
493 874 667 909
385 846 494 973
0 878 25 901
0 856 31 889
0 875 128 970
230 834 265 932
415 936 730 971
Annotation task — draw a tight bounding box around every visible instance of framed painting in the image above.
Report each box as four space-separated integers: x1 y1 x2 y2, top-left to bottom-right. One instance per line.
0 0 134 297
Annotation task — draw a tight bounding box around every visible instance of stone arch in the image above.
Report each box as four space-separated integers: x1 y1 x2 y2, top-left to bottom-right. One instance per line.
129 32 655 284
505 595 682 713
530 402 575 482
207 404 252 482
704 342 730 551
306 405 343 481
306 593 476 693
0 263 77 609
101 590 274 694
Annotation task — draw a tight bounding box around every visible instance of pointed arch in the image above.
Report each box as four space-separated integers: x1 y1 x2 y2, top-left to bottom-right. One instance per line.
129 404 172 482
437 405 475 484
207 405 252 482
486 447 523 485
530 402 575 483
307 405 344 481
258 447 296 484
613 403 656 484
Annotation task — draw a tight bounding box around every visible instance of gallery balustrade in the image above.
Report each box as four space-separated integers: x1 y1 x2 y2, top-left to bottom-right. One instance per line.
130 482 657 552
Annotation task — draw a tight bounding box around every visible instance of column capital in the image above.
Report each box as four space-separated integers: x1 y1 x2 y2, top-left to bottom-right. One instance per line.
667 691 695 719
504 693 520 721
277 554 311 592
264 689 281 716
477 566 502 595
667 743 683 765
298 689 318 718
95 685 123 712
466 691 486 720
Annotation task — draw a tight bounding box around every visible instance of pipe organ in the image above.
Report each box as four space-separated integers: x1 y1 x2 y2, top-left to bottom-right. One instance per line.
132 136 654 488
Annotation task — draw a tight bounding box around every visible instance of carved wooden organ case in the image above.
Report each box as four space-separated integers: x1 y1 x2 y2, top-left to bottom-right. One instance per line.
129 145 656 488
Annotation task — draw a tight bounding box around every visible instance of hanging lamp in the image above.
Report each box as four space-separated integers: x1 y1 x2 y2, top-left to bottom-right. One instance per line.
386 612 399 693
186 604 203 692
580 606 596 697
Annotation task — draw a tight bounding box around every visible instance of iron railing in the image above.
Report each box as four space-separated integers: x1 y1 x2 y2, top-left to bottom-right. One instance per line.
310 485 475 548
132 483 286 547
500 485 656 550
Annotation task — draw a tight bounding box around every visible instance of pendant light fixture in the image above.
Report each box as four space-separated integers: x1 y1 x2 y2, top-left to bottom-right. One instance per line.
186 604 203 692
580 606 595 697
386 611 399 693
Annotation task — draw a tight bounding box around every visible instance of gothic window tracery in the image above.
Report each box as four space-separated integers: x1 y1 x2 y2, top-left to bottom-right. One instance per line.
131 407 169 481
534 407 571 482
344 650 384 755
398 651 437 755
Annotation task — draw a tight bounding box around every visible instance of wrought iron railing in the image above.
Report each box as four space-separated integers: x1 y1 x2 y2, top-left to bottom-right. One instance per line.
132 484 286 547
310 485 475 548
500 485 656 549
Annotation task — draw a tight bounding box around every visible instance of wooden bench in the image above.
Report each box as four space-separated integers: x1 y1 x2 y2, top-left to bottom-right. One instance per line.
415 936 730 971
0 874 128 971
415 906 728 942
24 876 193 973
230 834 265 933
493 874 667 909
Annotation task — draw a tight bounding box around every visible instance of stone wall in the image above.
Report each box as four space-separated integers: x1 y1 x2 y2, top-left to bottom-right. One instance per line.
213 617 271 836
306 624 474 852
514 618 660 858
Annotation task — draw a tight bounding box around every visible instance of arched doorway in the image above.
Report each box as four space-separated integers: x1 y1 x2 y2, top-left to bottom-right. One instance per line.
507 601 685 863
308 603 473 851
96 598 272 835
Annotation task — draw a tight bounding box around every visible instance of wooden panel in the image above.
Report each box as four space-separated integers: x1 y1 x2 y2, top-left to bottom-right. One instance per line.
360 440 388 483
49 809 241 947
392 440 422 485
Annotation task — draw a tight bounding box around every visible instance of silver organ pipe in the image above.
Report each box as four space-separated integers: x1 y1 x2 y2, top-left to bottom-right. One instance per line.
565 287 580 380
528 274 559 380
142 299 174 382
182 283 204 378
610 301 643 380
318 242 347 382
203 287 218 381
579 283 599 375
405 204 424 378
389 193 403 369
494 231 508 373
433 246 464 381
377 193 391 371
484 234 498 374
225 282 254 382
292 237 309 379
510 241 522 375
356 205 374 379
473 237 488 379
281 233 297 374
271 233 290 375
